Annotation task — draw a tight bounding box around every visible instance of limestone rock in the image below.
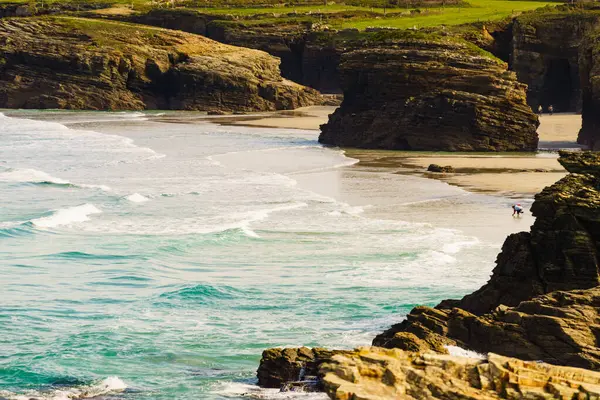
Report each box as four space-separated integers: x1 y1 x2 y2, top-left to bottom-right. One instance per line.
0 16 321 111
319 37 539 152
321 347 600 400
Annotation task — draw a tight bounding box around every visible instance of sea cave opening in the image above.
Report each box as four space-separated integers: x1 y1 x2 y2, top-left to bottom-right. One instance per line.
541 58 575 113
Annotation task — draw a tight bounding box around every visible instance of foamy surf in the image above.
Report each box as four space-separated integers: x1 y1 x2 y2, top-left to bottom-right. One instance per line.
213 382 328 399
31 204 102 228
126 193 150 203
0 168 70 185
0 376 127 400
445 345 486 360
0 168 111 191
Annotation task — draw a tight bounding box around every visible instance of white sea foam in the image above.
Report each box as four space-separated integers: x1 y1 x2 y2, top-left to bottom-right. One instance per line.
445 345 486 360
31 204 102 228
126 193 150 203
0 168 70 185
0 376 127 400
213 382 328 399
0 168 111 191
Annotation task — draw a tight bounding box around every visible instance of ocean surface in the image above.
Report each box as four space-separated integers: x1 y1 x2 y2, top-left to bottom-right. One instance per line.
0 110 533 400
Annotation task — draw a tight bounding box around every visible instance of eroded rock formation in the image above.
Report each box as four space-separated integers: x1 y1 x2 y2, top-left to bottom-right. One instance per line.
0 16 321 111
511 8 600 113
319 36 539 151
322 347 600 399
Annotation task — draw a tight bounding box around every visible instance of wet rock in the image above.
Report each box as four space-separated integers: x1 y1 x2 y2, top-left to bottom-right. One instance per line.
427 164 455 173
319 35 539 152
257 347 353 389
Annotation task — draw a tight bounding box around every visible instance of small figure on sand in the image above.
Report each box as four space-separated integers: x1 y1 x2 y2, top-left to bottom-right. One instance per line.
548 105 554 115
512 204 524 217
537 105 543 115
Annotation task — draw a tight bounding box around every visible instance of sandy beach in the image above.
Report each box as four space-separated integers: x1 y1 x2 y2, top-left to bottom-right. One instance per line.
232 108 581 198
228 106 335 130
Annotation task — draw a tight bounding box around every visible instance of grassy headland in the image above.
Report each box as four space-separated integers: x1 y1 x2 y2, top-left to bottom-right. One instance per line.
1 0 558 30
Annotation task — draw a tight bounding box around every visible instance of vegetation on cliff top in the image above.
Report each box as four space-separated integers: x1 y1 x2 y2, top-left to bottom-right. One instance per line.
1 0 556 30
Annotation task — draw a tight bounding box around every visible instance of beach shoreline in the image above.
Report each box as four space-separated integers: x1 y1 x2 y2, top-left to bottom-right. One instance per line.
210 107 583 198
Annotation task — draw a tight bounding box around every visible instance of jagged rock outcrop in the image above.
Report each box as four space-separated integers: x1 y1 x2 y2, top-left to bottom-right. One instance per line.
372 151 600 367
0 16 321 111
511 8 600 113
257 347 353 389
322 347 600 399
319 36 539 151
372 288 600 370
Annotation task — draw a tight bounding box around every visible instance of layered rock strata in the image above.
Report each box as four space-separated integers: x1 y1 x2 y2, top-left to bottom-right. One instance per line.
322 347 600 400
511 8 600 112
319 37 539 151
0 16 321 111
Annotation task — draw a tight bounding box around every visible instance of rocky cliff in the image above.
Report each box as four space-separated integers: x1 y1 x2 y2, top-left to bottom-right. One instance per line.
319 35 539 151
98 9 344 92
578 25 600 150
0 16 321 111
372 151 600 367
511 8 600 113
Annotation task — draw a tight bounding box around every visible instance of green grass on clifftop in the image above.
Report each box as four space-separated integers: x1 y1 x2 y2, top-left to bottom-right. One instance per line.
1 0 556 30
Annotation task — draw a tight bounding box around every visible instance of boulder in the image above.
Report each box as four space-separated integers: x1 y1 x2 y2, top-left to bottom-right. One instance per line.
0 16 322 111
319 35 539 152
257 347 354 389
427 164 455 173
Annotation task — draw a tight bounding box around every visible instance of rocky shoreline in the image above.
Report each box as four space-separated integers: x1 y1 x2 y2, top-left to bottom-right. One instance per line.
256 150 600 398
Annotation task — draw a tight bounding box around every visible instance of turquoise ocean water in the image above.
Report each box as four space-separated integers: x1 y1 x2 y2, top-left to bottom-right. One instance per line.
0 111 530 400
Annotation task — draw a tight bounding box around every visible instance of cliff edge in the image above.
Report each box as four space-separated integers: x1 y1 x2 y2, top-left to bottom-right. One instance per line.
0 16 321 111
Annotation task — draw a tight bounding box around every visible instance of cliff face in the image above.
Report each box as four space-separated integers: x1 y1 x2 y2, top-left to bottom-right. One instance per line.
511 10 600 113
0 16 321 111
372 151 600 367
100 10 341 92
319 38 539 152
578 27 600 150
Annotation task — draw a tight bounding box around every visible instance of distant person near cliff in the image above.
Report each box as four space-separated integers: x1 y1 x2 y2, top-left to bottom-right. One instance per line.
537 105 543 115
512 204 524 217
548 105 554 115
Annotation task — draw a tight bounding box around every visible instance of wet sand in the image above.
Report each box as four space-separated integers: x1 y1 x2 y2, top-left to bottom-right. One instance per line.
228 106 336 130
345 113 583 197
215 109 582 197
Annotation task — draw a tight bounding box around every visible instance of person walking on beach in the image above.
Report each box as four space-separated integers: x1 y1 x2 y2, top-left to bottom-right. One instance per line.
512 204 524 217
548 105 554 115
537 105 543 115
